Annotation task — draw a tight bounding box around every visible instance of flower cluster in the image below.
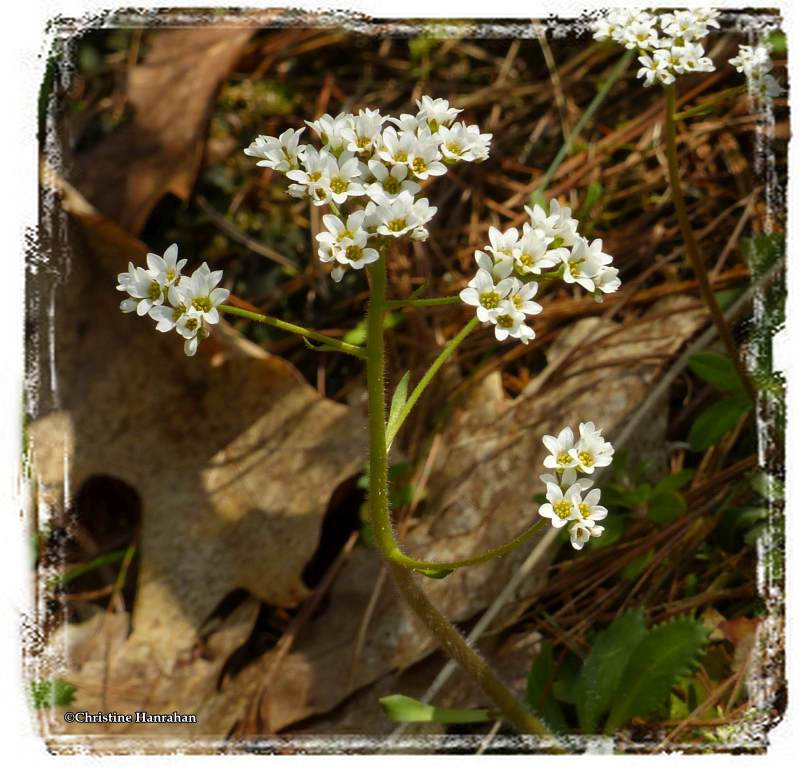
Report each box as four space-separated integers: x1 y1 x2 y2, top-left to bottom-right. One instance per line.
459 199 620 343
116 244 229 356
538 423 614 550
729 43 784 106
244 97 492 283
592 8 718 86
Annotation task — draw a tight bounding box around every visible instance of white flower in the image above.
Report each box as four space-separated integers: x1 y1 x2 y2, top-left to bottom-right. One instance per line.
538 481 582 529
515 225 559 275
317 151 365 205
374 191 436 237
491 299 535 343
459 267 515 323
286 146 331 201
486 226 520 261
539 468 593 492
563 238 605 292
623 20 659 51
315 211 369 263
474 250 515 282
305 112 352 153
542 426 578 470
673 42 715 74
146 243 186 288
571 421 614 473
388 113 422 134
171 263 229 326
365 160 420 202
407 137 446 180
244 128 305 173
438 122 492 162
377 126 419 166
568 519 604 550
416 95 461 130
175 309 207 357
752 73 784 101
729 45 772 76
525 199 579 249
341 108 385 154
116 262 161 316
508 279 543 319
575 487 608 526
334 235 380 272
637 51 676 86
593 265 622 295
410 226 429 241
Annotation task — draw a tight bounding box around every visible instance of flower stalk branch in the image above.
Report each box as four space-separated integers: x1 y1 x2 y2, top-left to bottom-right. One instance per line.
219 304 367 359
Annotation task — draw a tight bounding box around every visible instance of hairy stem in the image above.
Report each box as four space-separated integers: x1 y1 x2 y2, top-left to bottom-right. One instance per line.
395 520 547 573
388 563 559 741
219 303 366 359
663 84 755 401
385 296 462 309
365 258 553 737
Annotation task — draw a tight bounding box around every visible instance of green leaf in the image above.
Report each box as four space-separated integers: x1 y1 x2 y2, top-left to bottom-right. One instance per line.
387 371 410 436
621 549 654 580
575 610 648 733
653 470 693 494
379 694 490 723
688 352 747 395
577 182 603 221
648 490 686 525
688 397 753 452
525 642 568 731
343 311 403 346
750 470 784 501
589 514 625 549
414 567 454 579
604 618 709 733
552 651 582 705
30 678 76 709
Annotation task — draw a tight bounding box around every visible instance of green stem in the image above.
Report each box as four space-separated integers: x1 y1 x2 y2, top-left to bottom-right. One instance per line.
663 84 756 402
385 296 462 309
365 259 553 738
533 48 634 200
219 303 366 359
386 316 480 449
396 520 547 573
365 257 396 557
388 563 559 742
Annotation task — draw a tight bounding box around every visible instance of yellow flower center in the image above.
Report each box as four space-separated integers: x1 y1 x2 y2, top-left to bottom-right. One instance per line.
383 176 401 194
553 499 572 519
412 157 427 174
395 151 408 163
579 451 594 467
192 296 212 313
579 502 591 518
388 219 406 232
345 245 363 262
148 281 161 301
496 314 513 329
479 291 500 309
556 452 572 466
330 177 348 195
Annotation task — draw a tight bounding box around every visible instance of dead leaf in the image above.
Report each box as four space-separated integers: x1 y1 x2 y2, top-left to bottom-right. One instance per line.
71 27 253 234
206 296 709 733
33 175 368 742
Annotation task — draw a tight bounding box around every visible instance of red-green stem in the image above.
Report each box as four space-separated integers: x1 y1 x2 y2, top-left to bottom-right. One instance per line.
663 84 756 402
